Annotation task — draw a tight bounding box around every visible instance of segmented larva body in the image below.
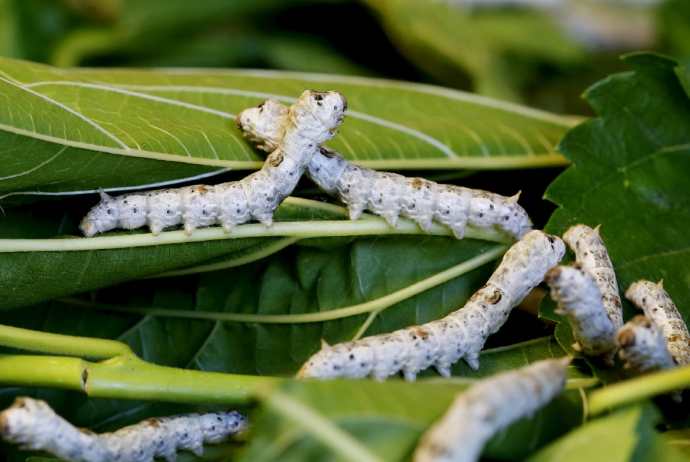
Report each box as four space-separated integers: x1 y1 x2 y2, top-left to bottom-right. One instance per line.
237 99 533 240
0 397 248 462
617 315 677 372
625 280 690 367
545 263 617 365
297 230 565 381
80 90 347 237
562 224 623 332
413 357 570 462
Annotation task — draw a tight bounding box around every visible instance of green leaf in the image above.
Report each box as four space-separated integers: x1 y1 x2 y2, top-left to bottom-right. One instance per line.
0 233 503 374
0 55 572 203
544 53 690 381
526 402 687 462
237 337 583 462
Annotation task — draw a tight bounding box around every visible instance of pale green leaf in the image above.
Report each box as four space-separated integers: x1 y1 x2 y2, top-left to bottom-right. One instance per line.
0 55 572 204
526 403 687 462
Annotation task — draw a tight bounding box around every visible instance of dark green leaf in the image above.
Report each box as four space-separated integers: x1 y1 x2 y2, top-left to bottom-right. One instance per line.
544 53 690 382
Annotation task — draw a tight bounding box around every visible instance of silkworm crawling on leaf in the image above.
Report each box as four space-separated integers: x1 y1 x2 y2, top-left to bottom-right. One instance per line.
617 315 677 372
0 397 248 462
562 224 623 332
80 90 347 237
413 357 570 462
617 315 682 402
625 280 690 367
545 263 617 365
297 230 565 381
237 99 533 239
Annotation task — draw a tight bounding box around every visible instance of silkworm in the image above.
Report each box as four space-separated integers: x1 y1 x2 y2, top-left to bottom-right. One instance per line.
617 314 682 402
617 315 677 372
625 280 690 367
545 263 617 365
80 90 347 237
237 99 533 240
413 357 570 462
0 397 248 462
562 224 623 332
297 230 565 381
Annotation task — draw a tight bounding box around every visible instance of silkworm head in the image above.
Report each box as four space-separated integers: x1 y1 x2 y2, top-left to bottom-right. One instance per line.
237 99 287 141
80 189 120 237
298 90 347 133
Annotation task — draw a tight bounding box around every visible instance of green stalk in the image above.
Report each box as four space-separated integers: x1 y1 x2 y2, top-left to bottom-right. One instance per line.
588 364 690 415
86 355 279 405
0 324 130 359
0 325 280 405
0 355 86 391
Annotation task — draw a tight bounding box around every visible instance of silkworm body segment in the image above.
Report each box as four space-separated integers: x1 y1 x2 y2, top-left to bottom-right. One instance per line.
80 90 347 237
238 99 533 240
625 280 690 367
297 230 565 381
562 224 623 331
413 357 570 462
0 397 248 462
545 263 617 364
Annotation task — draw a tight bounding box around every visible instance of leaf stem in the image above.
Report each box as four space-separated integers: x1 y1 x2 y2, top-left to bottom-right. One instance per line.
588 364 690 415
0 354 86 391
0 353 279 405
0 218 512 252
0 324 131 359
60 244 509 324
0 325 280 405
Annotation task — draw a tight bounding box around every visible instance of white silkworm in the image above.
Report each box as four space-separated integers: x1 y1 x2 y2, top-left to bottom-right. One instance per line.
625 280 690 367
297 230 565 381
0 397 248 462
617 315 677 372
80 90 347 237
562 224 623 332
545 263 617 365
237 99 533 240
413 357 570 462
616 314 682 402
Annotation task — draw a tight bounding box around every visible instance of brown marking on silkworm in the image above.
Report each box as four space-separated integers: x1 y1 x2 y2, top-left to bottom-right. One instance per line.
269 152 284 167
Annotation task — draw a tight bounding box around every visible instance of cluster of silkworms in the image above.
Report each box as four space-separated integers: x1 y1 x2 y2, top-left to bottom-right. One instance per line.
0 397 248 462
5 91 686 462
80 90 347 237
237 99 533 240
